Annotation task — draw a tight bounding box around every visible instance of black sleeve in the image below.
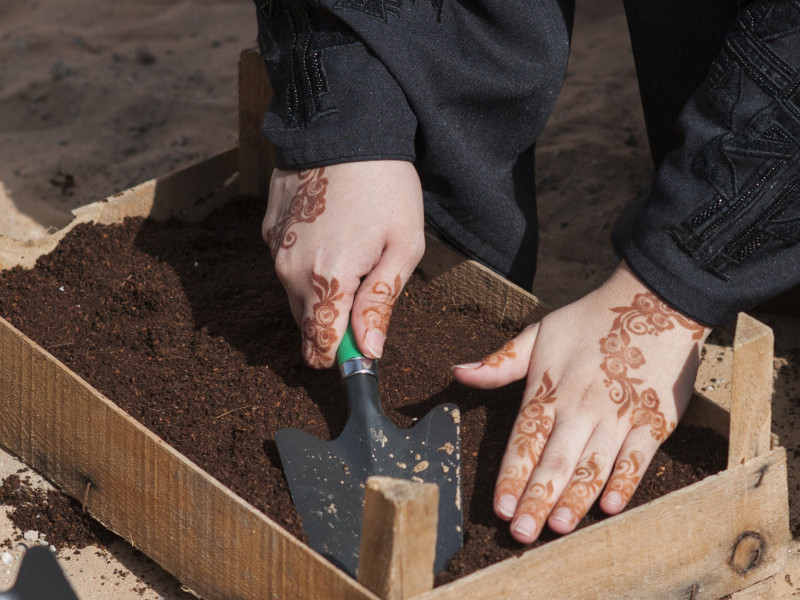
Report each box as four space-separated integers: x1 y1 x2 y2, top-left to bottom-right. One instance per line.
621 0 800 327
254 0 574 289
254 1 418 169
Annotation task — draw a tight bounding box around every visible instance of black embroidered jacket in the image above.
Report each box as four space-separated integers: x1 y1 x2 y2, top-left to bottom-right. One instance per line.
254 0 800 326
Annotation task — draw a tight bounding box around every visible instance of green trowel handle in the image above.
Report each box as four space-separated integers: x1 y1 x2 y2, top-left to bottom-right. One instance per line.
336 323 363 365
336 323 383 425
337 323 378 380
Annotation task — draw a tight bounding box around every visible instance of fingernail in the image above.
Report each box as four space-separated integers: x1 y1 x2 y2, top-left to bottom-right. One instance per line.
512 514 537 539
364 328 385 359
496 494 517 519
605 491 622 510
453 362 483 370
551 507 574 527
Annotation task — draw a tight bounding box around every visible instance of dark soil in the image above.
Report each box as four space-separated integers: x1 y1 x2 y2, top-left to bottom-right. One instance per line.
0 195 727 582
0 472 113 550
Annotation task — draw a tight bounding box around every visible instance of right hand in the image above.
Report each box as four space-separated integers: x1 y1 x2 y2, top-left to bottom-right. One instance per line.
264 160 425 368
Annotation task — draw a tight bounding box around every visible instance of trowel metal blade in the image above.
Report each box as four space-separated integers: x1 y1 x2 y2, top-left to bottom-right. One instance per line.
276 403 462 577
0 546 79 600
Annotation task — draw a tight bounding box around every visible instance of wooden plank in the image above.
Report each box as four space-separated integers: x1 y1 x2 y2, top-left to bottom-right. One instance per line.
417 230 550 326
682 391 731 440
0 316 379 600
238 47 274 199
419 449 790 600
727 540 800 599
357 477 439 600
728 314 775 468
0 148 238 270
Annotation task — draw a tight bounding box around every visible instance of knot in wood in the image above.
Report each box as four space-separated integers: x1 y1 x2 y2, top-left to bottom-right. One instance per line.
730 531 764 575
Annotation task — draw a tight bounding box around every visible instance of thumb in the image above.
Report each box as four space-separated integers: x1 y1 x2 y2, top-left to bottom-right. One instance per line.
350 269 407 359
452 322 540 389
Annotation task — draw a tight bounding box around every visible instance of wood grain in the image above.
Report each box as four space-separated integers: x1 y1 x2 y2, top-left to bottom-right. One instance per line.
238 47 273 199
358 477 438 600
728 313 775 468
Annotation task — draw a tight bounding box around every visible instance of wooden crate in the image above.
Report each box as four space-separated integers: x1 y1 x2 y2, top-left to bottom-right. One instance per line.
0 48 792 600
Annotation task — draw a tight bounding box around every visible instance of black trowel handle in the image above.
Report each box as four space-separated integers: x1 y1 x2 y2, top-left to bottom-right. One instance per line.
336 324 385 424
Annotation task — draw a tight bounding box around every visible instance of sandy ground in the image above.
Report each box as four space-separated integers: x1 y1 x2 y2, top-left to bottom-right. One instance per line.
0 0 255 241
0 0 798 598
0 0 255 597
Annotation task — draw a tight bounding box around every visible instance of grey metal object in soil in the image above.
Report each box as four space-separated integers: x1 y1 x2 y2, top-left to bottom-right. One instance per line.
276 328 463 578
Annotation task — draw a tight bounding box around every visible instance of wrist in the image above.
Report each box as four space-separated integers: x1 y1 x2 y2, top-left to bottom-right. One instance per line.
597 261 711 343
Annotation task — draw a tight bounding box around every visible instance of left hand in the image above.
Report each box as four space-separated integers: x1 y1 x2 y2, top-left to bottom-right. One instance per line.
453 261 710 543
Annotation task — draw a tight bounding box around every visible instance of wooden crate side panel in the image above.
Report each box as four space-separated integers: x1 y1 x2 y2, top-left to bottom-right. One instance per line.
417 232 550 326
727 540 800 599
238 47 274 199
729 313 774 468
0 149 238 271
76 147 239 226
423 449 789 600
0 318 377 600
683 392 731 439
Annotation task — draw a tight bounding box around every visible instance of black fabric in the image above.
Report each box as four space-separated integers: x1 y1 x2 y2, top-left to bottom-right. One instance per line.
622 0 800 326
611 0 739 258
255 1 418 167
255 0 574 288
254 0 800 326
623 0 740 167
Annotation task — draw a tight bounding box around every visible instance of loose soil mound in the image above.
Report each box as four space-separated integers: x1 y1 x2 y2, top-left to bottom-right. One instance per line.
0 473 112 550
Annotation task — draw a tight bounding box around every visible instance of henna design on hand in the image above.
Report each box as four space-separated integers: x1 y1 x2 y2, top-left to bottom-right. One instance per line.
481 341 517 368
599 292 706 441
302 271 343 367
605 451 643 506
266 168 328 255
495 371 558 499
516 480 556 532
361 275 402 337
611 293 706 341
553 453 604 527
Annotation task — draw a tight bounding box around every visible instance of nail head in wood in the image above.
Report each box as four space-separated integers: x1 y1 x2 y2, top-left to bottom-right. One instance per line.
357 476 439 600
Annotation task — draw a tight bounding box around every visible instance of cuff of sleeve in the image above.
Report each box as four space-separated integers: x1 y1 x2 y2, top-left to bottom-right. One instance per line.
622 239 732 328
263 41 417 170
269 134 416 170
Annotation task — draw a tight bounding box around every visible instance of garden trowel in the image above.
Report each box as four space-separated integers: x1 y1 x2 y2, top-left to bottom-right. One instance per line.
275 325 462 577
0 546 79 600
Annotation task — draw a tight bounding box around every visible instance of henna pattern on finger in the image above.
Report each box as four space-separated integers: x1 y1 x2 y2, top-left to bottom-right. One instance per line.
599 292 707 441
361 275 402 338
554 453 604 527
507 371 558 461
481 341 516 368
266 168 328 255
495 464 529 498
516 480 556 534
302 271 343 367
605 451 643 506
495 371 558 499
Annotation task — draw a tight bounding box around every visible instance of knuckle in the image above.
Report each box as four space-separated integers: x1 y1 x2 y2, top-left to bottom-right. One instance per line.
272 257 292 284
410 234 426 261
536 452 572 476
